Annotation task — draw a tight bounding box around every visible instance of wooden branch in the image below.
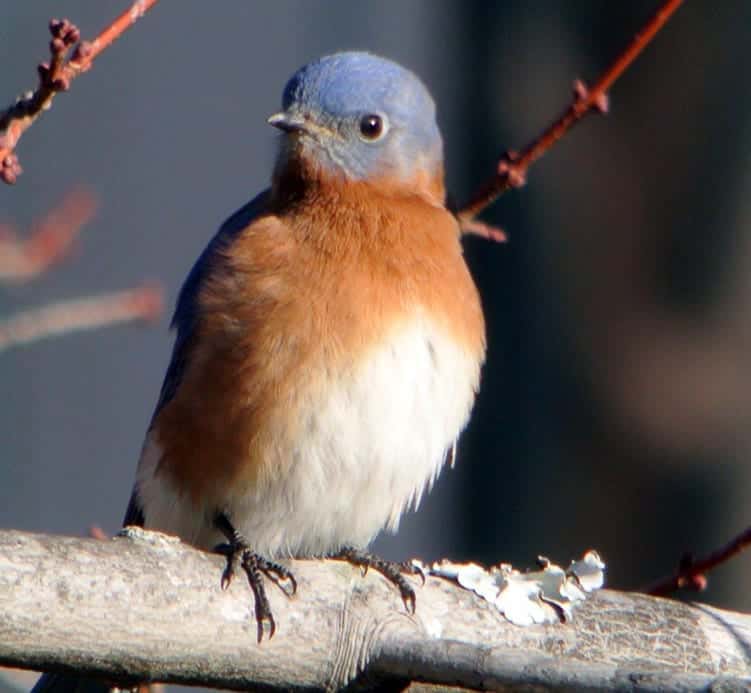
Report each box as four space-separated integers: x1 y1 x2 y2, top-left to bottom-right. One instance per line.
0 0 161 184
0 285 162 353
645 524 751 597
0 529 749 691
458 0 685 224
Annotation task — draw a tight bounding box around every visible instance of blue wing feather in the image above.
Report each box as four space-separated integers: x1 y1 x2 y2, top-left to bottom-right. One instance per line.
152 189 270 420
122 190 270 529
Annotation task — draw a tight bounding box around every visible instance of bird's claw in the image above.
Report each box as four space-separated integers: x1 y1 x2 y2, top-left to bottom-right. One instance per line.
214 516 295 641
403 559 427 586
335 547 421 614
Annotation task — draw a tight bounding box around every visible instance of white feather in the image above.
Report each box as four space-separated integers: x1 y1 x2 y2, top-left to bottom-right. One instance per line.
136 315 480 557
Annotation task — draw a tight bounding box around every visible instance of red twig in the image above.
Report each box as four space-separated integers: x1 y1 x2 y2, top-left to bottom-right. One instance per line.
88 525 109 541
458 0 684 224
0 0 160 184
0 284 163 353
459 218 507 244
0 187 97 284
644 525 751 597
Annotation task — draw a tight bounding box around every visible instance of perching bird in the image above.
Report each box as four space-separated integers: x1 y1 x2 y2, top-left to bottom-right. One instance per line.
132 50 485 635
35 52 485 692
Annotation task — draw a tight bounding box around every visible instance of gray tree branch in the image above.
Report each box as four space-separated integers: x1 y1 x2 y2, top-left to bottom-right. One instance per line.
0 528 749 692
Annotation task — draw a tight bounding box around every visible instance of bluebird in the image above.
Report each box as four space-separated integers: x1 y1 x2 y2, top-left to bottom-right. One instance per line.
126 51 486 638
38 57 485 687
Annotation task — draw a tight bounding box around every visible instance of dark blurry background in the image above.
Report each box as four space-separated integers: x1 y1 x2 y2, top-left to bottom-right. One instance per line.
2 2 750 679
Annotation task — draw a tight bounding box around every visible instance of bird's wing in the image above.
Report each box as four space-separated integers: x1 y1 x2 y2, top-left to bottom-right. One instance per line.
122 189 270 528
153 189 271 419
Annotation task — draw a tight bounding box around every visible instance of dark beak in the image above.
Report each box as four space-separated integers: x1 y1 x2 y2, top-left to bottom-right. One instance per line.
267 112 308 133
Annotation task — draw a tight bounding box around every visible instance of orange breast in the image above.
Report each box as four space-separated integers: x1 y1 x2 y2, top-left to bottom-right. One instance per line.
152 177 485 508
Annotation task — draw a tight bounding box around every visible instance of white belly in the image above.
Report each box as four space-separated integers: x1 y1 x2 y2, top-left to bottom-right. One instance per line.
136 316 481 557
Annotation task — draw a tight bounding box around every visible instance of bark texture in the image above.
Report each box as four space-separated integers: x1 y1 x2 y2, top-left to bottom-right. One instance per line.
0 528 749 691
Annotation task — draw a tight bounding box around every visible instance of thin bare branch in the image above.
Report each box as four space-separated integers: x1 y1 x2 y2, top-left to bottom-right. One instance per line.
459 218 507 243
0 284 162 354
459 0 685 225
645 525 751 597
0 0 160 184
0 187 96 284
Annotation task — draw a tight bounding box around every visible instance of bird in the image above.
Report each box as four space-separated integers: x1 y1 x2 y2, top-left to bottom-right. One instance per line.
34 51 485 691
135 50 485 634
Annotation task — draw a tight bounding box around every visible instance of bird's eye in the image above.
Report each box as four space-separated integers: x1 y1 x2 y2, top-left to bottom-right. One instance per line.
358 114 386 141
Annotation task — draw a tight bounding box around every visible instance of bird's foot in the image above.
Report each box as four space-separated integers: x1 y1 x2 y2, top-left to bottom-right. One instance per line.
333 546 423 614
214 513 296 641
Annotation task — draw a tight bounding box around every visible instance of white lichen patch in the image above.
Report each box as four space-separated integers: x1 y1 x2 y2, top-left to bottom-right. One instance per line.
569 551 606 592
117 526 182 548
412 550 605 626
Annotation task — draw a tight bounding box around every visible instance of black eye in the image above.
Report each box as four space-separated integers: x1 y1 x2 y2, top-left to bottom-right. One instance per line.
359 114 384 140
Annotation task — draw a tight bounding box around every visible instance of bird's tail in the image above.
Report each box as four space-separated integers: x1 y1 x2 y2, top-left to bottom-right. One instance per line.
31 672 112 693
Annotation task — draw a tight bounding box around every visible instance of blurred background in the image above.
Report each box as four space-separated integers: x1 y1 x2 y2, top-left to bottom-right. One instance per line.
2 2 750 679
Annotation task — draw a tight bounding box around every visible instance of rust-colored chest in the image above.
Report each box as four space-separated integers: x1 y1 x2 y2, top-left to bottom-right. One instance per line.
152 182 485 504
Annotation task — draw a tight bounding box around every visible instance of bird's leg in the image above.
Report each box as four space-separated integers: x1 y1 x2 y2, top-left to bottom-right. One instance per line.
213 512 297 641
333 546 423 614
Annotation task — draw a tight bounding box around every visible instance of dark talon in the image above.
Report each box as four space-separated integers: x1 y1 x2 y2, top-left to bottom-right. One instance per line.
334 547 420 614
214 512 295 641
403 559 427 586
241 550 276 642
221 561 234 591
213 542 235 590
254 556 298 596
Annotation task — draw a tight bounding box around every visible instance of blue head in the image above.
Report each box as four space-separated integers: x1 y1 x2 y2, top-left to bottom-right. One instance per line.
269 52 443 186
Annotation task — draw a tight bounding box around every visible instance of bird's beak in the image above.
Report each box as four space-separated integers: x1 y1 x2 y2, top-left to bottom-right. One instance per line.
267 112 308 134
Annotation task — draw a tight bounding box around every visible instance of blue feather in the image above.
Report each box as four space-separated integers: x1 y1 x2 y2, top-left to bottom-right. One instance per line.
276 51 443 182
152 190 270 420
